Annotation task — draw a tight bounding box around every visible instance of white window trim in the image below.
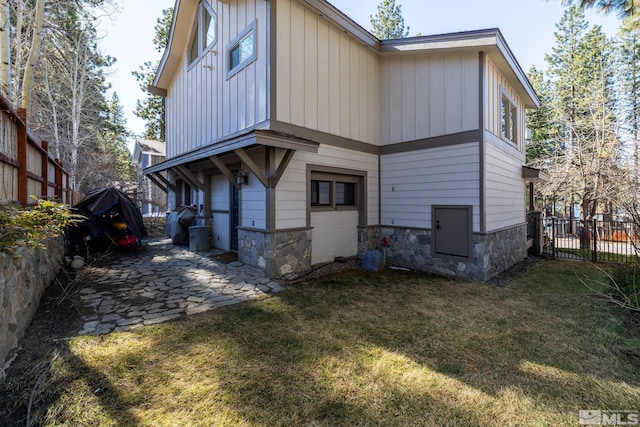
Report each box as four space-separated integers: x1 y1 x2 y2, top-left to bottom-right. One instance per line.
226 20 257 79
187 0 217 69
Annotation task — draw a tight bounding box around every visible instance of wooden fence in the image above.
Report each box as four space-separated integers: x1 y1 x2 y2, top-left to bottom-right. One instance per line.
0 93 71 205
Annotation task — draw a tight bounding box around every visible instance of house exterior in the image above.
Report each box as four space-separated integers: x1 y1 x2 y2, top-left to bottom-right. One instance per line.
145 0 540 281
133 139 167 216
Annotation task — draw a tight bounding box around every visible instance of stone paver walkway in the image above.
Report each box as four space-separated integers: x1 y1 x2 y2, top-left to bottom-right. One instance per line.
76 238 284 335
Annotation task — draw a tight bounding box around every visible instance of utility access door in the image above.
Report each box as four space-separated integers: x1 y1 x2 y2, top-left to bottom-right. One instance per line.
433 206 472 258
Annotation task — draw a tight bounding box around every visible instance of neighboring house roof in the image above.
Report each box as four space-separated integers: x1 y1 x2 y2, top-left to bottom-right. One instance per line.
151 0 539 109
133 139 166 163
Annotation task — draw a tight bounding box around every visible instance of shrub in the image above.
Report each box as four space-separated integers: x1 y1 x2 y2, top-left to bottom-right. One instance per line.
612 264 640 311
0 197 78 252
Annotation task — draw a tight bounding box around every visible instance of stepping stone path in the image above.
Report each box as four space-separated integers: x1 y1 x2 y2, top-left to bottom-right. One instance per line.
76 237 284 335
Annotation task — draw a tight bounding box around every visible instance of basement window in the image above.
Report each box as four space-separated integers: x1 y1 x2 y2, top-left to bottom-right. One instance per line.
227 21 257 78
501 93 517 144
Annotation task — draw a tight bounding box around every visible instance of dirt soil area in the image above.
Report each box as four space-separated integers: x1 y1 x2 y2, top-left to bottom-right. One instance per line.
0 269 84 427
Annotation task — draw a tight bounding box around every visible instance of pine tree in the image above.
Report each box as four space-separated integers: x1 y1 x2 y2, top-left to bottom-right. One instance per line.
370 0 409 40
25 0 118 193
561 0 639 29
544 5 589 224
572 25 619 222
542 6 622 239
618 18 640 194
546 5 589 155
133 7 172 141
100 93 135 183
526 66 558 166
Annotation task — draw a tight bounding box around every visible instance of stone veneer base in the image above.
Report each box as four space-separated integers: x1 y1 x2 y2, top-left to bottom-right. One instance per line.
358 224 527 281
238 228 312 279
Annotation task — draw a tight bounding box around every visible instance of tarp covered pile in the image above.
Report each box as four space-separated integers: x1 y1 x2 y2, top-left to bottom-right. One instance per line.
166 205 196 245
69 186 147 252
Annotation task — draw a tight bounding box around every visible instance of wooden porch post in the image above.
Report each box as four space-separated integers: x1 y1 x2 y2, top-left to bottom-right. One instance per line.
529 182 535 211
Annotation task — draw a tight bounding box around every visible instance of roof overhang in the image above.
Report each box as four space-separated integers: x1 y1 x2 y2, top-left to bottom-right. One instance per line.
301 0 379 48
153 0 195 92
522 166 550 182
143 130 319 175
155 1 538 111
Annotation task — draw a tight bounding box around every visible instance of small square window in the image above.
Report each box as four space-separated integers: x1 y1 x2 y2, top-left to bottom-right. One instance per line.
230 33 254 70
227 21 257 78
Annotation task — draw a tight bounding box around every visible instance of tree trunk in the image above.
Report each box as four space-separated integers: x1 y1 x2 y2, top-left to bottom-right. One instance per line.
0 0 10 97
69 32 89 191
20 0 45 111
43 69 61 159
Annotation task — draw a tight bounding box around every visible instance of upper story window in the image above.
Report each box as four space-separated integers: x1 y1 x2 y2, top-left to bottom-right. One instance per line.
187 1 217 67
501 93 517 144
227 21 257 78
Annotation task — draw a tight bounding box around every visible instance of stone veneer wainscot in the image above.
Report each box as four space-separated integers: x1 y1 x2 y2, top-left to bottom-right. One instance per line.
358 224 527 281
238 228 312 278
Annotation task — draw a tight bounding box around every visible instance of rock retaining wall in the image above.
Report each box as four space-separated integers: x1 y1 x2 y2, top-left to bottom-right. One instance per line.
143 216 167 238
1 237 65 371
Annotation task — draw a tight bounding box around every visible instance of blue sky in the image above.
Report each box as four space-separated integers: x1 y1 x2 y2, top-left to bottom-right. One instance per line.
97 0 623 139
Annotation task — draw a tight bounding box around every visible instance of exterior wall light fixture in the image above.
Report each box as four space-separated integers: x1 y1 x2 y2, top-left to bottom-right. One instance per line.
235 169 248 185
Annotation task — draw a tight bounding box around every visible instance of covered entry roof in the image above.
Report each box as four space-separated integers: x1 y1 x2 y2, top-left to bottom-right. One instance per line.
143 129 319 194
522 166 550 183
144 129 319 176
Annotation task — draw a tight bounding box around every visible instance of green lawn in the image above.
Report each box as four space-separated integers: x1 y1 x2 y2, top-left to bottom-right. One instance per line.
6 260 640 426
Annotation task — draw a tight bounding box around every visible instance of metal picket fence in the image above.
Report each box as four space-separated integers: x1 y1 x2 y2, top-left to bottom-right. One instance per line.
541 217 639 264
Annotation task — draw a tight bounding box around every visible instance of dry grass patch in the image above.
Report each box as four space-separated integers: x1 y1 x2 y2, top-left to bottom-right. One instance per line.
4 260 640 426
